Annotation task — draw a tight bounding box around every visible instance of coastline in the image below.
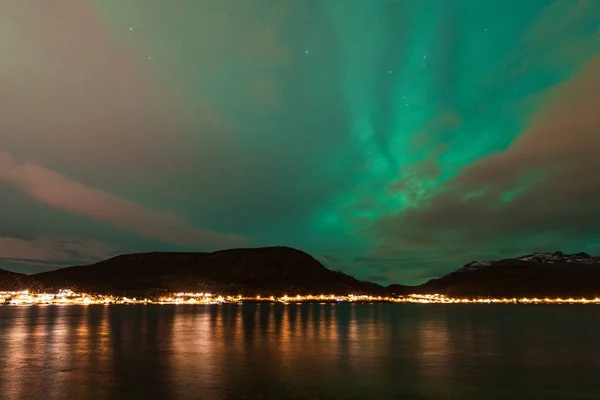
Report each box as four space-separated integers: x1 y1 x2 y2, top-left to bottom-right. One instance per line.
3 290 600 306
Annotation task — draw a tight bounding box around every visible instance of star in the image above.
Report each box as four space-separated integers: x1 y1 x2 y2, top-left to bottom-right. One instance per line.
129 27 133 31
389 70 392 74
305 50 309 54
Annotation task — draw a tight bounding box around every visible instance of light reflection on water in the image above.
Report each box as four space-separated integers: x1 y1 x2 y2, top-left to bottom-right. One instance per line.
0 304 599 400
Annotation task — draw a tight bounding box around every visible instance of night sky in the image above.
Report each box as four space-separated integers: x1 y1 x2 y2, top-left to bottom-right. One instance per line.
1 1 599 285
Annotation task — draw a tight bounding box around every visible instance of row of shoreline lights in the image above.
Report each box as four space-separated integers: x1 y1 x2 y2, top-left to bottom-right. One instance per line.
2 290 600 305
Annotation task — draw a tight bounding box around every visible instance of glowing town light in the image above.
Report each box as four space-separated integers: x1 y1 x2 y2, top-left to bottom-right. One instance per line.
1 290 600 306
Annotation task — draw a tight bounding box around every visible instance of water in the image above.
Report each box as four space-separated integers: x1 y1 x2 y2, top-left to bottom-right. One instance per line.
0 304 599 400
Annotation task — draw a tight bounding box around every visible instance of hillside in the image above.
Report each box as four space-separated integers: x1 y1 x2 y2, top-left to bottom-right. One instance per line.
33 246 385 296
0 268 41 291
386 284 412 295
5 249 600 298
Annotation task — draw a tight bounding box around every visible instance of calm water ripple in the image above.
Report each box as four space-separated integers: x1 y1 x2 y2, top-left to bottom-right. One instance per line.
0 304 599 400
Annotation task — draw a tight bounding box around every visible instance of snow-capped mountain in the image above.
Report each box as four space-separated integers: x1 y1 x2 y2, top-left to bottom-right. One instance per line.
420 251 600 297
458 261 492 272
456 252 600 274
515 251 600 264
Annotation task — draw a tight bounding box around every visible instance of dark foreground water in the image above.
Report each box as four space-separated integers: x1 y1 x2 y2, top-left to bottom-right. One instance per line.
1 304 599 400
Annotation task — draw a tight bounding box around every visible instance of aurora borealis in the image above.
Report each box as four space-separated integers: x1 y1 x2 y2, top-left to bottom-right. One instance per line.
1 1 599 284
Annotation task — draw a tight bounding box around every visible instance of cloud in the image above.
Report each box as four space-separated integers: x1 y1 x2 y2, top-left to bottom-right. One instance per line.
386 145 447 200
0 2 198 182
0 236 116 264
0 153 248 249
366 275 390 283
0 0 356 242
483 0 600 89
372 54 600 263
320 255 341 264
0 236 118 274
410 113 462 150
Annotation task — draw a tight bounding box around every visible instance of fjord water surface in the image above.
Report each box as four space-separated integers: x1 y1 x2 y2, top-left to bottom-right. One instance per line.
0 304 599 400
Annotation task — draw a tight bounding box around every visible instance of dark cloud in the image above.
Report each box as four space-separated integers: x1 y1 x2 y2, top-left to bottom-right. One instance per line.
0 236 117 266
320 255 341 264
367 275 390 283
372 55 600 270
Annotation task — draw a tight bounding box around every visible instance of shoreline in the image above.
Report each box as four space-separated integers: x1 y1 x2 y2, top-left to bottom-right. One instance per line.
2 290 600 306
